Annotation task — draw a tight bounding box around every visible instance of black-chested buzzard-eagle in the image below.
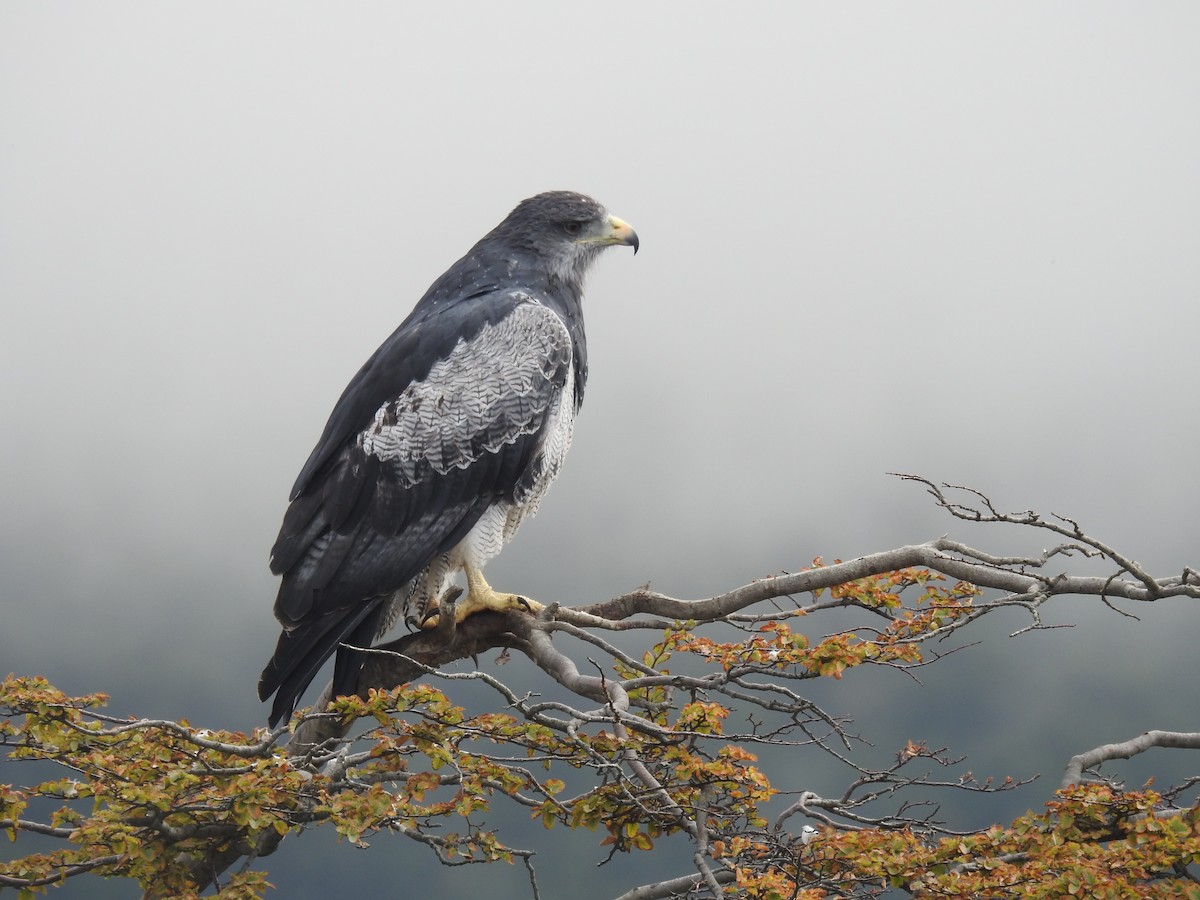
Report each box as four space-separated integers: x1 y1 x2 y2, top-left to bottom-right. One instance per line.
259 191 638 727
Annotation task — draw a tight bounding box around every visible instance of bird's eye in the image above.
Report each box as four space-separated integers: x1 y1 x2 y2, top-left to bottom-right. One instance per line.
563 221 584 236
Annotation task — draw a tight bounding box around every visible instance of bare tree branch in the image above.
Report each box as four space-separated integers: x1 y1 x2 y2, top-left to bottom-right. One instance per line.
1061 730 1200 790
611 869 737 900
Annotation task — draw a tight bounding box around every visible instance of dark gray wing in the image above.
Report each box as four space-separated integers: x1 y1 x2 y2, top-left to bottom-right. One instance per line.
259 294 573 725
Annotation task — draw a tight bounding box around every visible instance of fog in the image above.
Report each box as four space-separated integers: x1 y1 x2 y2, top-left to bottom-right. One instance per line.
2 3 1198 897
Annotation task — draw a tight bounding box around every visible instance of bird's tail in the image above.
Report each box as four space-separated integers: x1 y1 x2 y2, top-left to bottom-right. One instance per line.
258 600 385 728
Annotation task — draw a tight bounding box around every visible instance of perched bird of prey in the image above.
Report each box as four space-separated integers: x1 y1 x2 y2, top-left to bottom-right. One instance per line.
259 191 638 727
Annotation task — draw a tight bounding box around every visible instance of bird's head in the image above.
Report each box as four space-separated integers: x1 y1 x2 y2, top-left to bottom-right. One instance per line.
489 190 638 287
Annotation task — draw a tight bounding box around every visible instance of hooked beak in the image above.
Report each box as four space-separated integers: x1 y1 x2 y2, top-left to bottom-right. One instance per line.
602 214 639 254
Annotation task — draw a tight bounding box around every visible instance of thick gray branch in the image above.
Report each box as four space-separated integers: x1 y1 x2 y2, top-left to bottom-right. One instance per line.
611 868 736 900
566 538 1197 630
1061 730 1200 789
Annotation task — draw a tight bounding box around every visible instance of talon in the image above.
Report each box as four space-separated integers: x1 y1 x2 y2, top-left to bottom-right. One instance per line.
455 566 543 622
414 566 544 630
414 584 463 631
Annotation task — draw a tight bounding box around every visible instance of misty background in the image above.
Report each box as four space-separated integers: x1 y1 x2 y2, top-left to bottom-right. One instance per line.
2 3 1198 897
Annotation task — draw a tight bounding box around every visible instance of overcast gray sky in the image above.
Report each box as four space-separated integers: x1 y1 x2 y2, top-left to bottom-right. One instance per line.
2 3 1198 897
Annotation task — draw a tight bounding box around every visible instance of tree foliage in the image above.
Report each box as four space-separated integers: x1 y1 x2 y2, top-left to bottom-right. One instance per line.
3 479 1199 898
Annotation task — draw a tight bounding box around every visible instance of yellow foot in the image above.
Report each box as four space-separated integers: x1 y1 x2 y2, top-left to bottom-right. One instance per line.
420 566 544 629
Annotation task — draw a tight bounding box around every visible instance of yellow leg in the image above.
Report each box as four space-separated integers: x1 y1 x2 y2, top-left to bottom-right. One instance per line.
421 565 543 628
